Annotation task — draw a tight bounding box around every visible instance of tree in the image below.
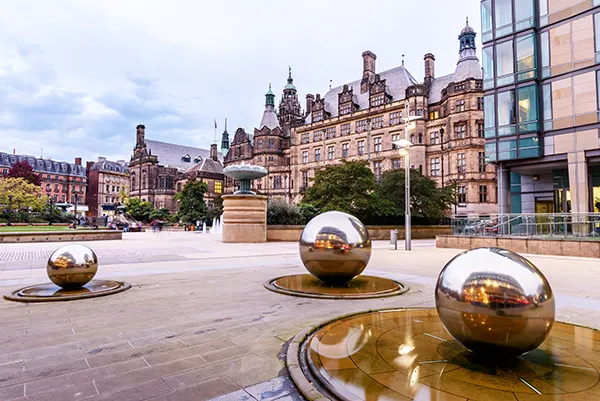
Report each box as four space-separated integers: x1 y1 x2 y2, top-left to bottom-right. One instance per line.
175 181 208 224
206 195 223 223
5 160 41 186
302 160 392 221
125 198 154 222
0 178 47 211
149 208 171 221
376 168 456 218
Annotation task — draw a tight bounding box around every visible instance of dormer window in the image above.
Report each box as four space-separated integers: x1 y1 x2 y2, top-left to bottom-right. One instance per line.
370 94 385 107
194 156 202 163
182 154 191 163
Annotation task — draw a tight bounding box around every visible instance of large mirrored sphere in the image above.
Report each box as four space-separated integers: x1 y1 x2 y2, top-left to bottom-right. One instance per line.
435 247 555 357
47 244 98 289
299 211 371 284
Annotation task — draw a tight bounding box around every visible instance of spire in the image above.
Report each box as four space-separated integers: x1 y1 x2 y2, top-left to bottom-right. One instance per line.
265 84 275 107
458 16 477 62
220 117 230 154
284 66 296 91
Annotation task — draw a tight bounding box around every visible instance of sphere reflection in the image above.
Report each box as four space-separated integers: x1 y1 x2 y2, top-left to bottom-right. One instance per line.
435 247 555 357
299 211 371 284
47 244 98 289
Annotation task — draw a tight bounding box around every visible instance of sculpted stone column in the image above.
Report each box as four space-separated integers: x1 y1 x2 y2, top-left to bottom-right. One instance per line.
222 194 267 243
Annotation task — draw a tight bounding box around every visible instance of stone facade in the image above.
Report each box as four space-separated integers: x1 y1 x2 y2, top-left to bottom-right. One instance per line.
86 158 130 217
223 22 497 217
129 125 225 213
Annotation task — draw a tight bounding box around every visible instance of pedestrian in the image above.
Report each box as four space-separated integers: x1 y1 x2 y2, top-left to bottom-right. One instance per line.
103 214 108 227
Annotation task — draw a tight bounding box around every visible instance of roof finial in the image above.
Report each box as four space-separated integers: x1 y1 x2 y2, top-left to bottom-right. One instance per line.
466 16 469 25
402 54 405 66
269 83 272 90
288 66 292 79
224 117 227 132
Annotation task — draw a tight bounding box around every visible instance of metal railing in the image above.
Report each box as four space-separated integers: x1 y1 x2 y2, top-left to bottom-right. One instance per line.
452 213 600 239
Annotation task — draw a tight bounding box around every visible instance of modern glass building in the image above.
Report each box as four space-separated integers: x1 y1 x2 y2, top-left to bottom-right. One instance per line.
481 0 600 215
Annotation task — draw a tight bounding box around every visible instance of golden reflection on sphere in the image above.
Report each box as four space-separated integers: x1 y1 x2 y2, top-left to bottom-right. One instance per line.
299 211 371 284
435 247 555 357
47 244 98 289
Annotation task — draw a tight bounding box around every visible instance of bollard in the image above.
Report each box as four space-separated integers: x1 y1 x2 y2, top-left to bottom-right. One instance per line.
390 229 398 250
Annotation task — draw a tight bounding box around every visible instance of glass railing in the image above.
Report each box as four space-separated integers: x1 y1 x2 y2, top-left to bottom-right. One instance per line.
451 213 600 239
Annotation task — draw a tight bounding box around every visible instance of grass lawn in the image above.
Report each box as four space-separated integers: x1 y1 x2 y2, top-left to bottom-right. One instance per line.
0 225 80 233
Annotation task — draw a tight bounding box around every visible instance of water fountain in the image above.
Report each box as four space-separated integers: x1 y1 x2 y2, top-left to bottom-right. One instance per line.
222 164 268 243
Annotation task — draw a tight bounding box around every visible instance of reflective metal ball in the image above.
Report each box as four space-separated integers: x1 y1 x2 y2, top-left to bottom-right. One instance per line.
47 244 98 289
299 211 371 284
435 247 555 357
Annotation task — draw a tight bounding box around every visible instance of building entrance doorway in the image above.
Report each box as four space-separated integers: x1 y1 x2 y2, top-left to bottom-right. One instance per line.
535 200 554 214
554 189 571 213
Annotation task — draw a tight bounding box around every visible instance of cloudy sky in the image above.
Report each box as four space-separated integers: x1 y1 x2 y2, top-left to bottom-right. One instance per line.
0 0 481 164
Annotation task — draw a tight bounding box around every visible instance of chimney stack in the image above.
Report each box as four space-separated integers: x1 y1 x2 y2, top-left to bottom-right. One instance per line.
424 53 435 83
75 157 82 166
86 161 94 171
361 50 377 93
210 143 218 161
306 94 314 114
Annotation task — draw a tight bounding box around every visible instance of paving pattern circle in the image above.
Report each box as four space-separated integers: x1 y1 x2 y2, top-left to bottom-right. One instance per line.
4 280 131 302
293 308 600 400
264 274 408 299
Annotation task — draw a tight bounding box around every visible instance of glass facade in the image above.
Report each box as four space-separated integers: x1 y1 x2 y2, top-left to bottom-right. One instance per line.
482 46 495 89
515 0 535 31
517 84 538 132
495 0 513 37
481 0 493 42
496 40 514 86
497 90 516 136
516 34 536 81
484 95 496 138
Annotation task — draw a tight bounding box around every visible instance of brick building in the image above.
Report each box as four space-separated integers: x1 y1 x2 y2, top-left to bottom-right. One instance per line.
0 152 88 214
129 124 224 213
224 21 497 217
86 158 130 217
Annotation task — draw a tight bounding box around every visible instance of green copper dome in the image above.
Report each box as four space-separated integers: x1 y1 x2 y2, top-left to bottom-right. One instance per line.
265 83 275 106
284 66 296 91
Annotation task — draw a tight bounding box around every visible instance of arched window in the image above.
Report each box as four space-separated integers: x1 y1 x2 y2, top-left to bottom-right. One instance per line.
132 177 136 188
410 134 415 144
142 171 147 187
418 133 423 144
159 176 165 188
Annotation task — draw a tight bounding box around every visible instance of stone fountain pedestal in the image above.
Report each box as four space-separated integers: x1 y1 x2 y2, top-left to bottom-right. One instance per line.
222 194 267 243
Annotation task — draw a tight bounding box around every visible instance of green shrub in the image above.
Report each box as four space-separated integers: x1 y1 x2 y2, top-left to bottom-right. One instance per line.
267 199 305 225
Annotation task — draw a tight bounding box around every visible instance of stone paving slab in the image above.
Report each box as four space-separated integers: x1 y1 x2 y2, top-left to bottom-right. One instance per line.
0 233 597 400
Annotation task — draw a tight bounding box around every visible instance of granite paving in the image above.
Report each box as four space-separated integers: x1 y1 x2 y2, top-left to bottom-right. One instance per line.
0 232 597 400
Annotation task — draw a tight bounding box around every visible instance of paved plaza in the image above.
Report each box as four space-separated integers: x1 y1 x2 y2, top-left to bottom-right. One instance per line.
0 232 599 400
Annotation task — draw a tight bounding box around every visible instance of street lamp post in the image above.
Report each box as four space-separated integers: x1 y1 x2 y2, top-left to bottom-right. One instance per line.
48 197 54 226
73 192 80 229
7 195 13 226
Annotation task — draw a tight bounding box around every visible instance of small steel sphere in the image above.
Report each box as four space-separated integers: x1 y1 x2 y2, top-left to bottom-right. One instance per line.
47 244 98 289
299 211 371 284
435 247 555 357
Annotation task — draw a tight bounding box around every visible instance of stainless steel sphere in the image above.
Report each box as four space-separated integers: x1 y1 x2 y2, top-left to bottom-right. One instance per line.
435 247 555 357
299 211 371 284
47 244 98 289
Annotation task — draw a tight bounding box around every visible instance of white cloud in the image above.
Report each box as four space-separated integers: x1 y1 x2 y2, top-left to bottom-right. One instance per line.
0 0 481 163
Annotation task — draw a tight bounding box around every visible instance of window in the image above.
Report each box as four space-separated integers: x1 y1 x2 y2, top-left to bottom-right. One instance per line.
313 111 323 122
371 94 385 107
457 153 466 174
482 46 494 89
519 137 540 158
46 183 50 192
496 40 515 86
372 116 384 129
516 34 536 81
106 185 110 192
328 146 335 160
495 0 513 37
515 0 534 31
315 148 321 161
479 185 488 202
477 122 484 138
456 100 465 112
478 152 486 172
517 84 539 133
213 181 222 194
357 140 365 155
391 133 400 148
112 185 115 192
429 111 439 120
484 95 496 137
257 139 263 148
313 130 323 141
430 158 440 176
392 159 402 169
341 123 351 135
340 103 352 115
418 133 423 144
374 161 382 182
497 90 516 136
477 97 484 110
301 133 310 144
454 124 466 139
481 0 493 42
410 134 415 144
268 138 275 148
430 131 439 144
374 137 382 152
302 151 308 164
273 176 282 189
302 171 309 188
390 111 402 125
457 186 467 203
356 119 368 133
326 127 336 139
342 143 349 158
498 139 518 160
